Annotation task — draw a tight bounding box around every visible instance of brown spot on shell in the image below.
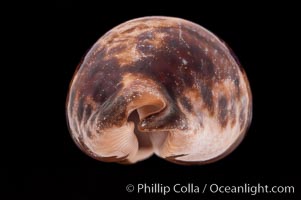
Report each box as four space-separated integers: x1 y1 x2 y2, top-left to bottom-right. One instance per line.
239 106 246 131
97 95 128 129
218 96 228 127
179 96 193 112
230 98 237 128
200 83 214 114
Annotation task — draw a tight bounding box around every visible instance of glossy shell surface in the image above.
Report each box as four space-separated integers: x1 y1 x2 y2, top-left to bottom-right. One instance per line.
66 17 252 164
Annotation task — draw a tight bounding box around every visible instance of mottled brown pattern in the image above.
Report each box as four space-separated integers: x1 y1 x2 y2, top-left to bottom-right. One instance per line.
180 96 193 112
218 96 229 127
66 16 252 165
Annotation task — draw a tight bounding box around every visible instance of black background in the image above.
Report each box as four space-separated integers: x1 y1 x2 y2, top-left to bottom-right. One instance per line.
6 1 299 199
